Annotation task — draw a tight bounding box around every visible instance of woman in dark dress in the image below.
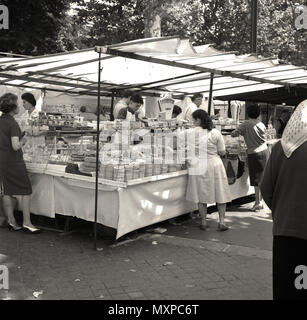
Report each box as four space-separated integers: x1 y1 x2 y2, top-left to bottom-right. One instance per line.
0 93 40 233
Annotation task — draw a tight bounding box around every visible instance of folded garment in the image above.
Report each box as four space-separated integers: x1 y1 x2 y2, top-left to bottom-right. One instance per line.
71 156 85 161
82 162 99 170
85 150 96 157
87 144 97 151
66 163 92 176
84 156 97 163
79 167 94 173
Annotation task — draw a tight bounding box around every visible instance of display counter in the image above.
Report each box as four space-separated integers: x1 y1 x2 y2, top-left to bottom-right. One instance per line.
17 113 253 239
17 162 253 239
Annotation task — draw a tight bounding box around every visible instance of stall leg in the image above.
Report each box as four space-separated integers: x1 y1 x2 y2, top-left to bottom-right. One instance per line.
64 216 72 233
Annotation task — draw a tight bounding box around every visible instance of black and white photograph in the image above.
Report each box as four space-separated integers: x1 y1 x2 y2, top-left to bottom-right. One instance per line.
0 0 307 307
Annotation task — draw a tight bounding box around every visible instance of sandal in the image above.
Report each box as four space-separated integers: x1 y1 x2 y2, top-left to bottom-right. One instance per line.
199 224 209 231
218 223 229 232
250 204 264 212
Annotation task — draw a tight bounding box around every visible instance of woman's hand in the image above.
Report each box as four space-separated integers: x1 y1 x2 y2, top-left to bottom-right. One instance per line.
21 136 27 146
32 126 41 136
218 150 227 158
231 130 239 138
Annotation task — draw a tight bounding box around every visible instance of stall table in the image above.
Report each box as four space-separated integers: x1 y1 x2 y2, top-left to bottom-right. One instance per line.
17 163 253 239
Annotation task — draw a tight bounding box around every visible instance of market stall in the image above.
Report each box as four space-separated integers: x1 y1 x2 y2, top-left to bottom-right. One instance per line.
1 36 306 242
19 111 252 239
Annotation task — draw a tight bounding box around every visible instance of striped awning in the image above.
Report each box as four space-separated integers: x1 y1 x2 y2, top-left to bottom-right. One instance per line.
0 36 306 105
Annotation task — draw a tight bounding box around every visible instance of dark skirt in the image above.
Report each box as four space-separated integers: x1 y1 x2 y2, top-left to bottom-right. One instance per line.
273 236 307 300
247 149 269 186
0 160 32 196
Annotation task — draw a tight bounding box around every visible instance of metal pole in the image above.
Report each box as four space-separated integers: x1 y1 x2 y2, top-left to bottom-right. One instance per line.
208 73 214 115
228 100 232 118
94 51 102 250
110 91 115 121
251 0 258 54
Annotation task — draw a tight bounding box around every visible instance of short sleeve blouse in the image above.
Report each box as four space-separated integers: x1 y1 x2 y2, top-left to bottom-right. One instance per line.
207 129 225 155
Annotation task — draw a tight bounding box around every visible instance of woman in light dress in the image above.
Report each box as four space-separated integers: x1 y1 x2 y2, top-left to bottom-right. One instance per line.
184 109 232 231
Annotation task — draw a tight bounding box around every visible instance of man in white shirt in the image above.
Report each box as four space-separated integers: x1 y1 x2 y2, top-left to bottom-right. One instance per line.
116 93 144 121
21 92 39 121
113 91 131 119
21 92 46 136
183 93 203 122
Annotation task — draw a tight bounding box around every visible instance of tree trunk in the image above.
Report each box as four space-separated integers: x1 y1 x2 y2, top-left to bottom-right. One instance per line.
144 14 161 38
144 1 162 118
144 0 162 38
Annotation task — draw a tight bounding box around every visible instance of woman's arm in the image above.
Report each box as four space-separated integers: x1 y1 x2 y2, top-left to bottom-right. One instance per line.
11 136 26 151
24 126 46 137
218 149 226 157
216 130 227 157
260 152 274 210
230 129 240 138
231 122 245 138
10 121 26 151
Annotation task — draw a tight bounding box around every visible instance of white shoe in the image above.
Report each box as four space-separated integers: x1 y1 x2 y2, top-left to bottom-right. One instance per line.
22 225 41 234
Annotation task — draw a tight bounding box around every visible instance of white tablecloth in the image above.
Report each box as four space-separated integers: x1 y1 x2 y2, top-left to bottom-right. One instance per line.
18 167 253 239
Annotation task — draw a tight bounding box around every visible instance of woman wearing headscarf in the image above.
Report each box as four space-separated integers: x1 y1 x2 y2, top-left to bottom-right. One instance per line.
260 99 307 300
0 93 41 233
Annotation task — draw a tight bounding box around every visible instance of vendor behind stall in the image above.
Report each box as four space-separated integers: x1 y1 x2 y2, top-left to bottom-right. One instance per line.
172 105 182 119
116 93 144 121
21 92 46 136
80 106 98 121
22 92 39 121
181 93 203 122
113 91 131 119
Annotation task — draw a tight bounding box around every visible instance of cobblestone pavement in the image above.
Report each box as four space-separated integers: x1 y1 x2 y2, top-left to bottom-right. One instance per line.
0 199 273 300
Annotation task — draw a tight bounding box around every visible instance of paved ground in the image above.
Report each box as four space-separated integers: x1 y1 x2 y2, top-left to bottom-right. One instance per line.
0 197 273 300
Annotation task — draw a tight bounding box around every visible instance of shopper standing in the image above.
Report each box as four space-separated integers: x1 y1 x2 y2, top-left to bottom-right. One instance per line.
0 93 41 233
261 99 307 300
184 109 232 231
231 104 268 211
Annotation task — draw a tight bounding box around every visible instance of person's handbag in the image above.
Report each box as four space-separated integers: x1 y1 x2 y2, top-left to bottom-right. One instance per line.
222 157 238 185
237 159 245 179
226 161 236 185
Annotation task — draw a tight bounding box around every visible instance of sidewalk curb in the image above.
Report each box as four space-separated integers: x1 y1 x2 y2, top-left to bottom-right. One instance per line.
143 233 272 260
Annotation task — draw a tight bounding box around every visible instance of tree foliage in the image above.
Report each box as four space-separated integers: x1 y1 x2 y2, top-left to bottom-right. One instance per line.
70 0 146 47
257 0 307 66
0 0 75 55
0 0 306 67
161 0 251 53
71 0 306 65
